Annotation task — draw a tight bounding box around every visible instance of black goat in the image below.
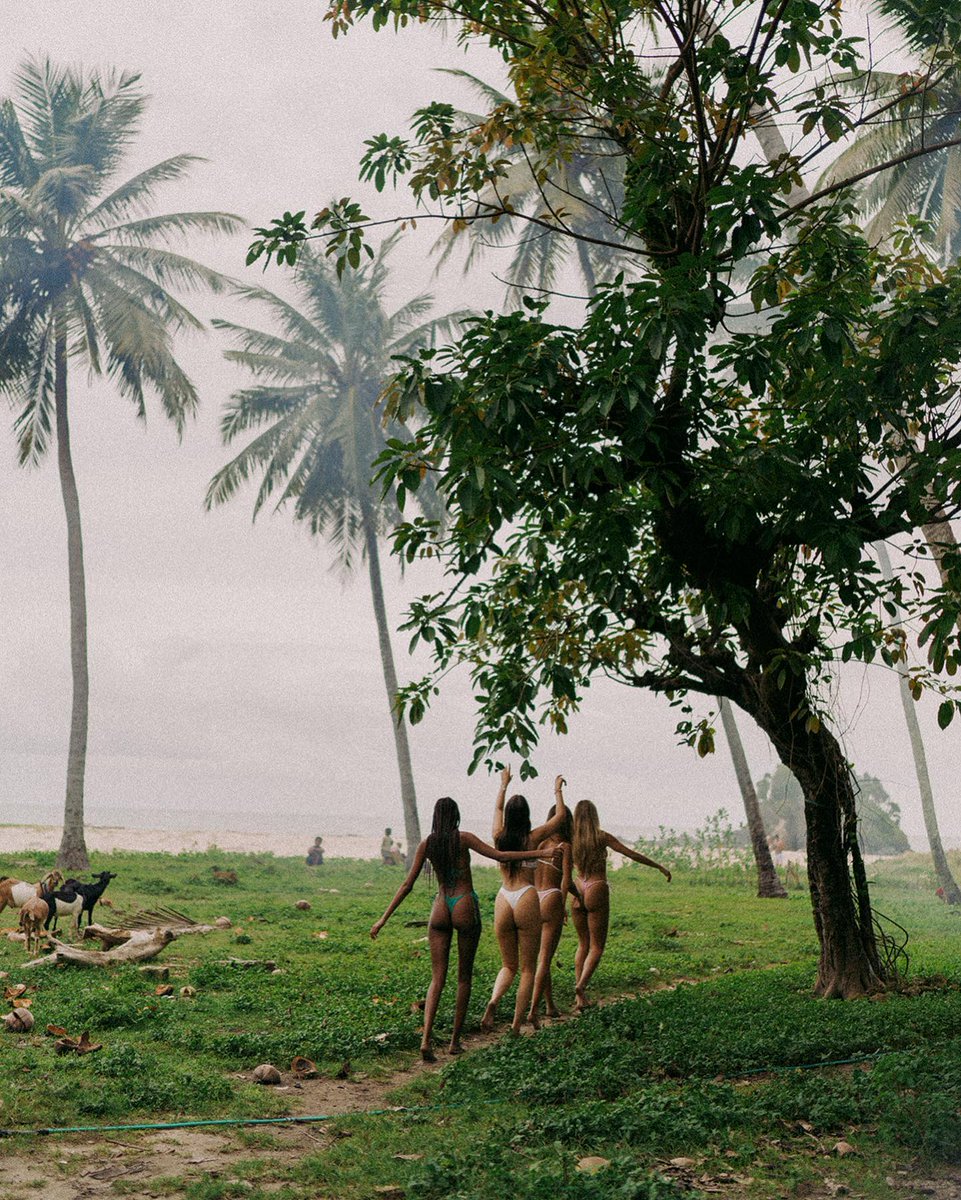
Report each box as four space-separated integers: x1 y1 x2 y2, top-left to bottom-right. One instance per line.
62 871 117 928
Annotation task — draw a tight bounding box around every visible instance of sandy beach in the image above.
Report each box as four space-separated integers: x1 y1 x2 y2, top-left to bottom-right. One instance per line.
0 825 384 861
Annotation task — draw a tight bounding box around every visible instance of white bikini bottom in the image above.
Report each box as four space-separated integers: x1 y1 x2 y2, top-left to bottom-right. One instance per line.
498 884 536 910
537 887 562 902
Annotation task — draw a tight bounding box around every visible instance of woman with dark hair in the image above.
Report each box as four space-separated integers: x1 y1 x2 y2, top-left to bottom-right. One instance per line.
528 789 573 1023
370 796 530 1061
480 767 568 1034
571 798 671 1011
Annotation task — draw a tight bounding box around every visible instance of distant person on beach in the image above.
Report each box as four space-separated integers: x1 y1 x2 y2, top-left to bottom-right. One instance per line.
391 841 405 866
571 799 671 1011
768 832 785 867
481 768 569 1035
381 829 397 865
306 837 325 866
370 797 533 1062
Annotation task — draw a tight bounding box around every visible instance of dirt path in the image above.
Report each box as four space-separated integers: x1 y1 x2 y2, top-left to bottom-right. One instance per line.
0 1015 531 1200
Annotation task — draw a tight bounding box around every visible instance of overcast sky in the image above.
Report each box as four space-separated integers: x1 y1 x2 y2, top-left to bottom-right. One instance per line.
1 2 957 849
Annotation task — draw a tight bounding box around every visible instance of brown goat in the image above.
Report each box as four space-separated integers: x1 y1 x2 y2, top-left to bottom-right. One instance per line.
0 870 62 917
19 897 49 955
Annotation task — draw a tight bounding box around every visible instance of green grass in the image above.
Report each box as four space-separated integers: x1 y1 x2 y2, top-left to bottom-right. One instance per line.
0 846 958 1198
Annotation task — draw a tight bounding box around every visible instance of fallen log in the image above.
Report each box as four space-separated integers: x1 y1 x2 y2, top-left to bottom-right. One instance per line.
22 923 215 968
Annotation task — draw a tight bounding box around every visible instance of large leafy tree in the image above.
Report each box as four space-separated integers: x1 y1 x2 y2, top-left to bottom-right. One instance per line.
257 1 961 997
206 237 458 862
0 60 240 869
437 72 785 899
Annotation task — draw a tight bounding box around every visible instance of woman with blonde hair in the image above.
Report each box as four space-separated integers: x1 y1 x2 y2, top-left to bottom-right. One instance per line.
481 767 568 1034
571 798 671 1011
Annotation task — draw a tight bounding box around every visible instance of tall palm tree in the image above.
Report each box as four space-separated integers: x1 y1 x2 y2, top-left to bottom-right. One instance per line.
206 237 459 864
876 543 961 902
0 60 241 869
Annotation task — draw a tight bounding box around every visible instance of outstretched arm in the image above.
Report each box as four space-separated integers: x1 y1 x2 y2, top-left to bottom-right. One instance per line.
530 775 568 844
461 830 533 862
370 840 429 937
604 832 672 882
492 764 511 841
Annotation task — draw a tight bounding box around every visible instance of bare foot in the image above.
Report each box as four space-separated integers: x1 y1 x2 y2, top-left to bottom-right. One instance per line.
448 1041 465 1056
529 1011 541 1031
420 1046 437 1063
546 1006 562 1018
480 1004 496 1032
574 986 589 1012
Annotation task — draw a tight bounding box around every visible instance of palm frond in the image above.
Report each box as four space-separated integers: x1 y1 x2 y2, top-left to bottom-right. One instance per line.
89 257 206 334
88 271 199 431
82 155 207 229
212 317 334 375
434 68 511 109
218 385 320 443
10 316 55 466
99 242 237 295
0 99 39 188
89 210 243 245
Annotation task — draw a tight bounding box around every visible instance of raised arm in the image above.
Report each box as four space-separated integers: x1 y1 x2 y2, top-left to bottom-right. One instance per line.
492 764 511 841
461 830 534 862
603 832 672 882
530 775 567 844
370 840 429 938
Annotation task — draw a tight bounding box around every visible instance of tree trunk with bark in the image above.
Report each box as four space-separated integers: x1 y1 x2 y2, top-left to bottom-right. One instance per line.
53 324 91 872
752 697 883 997
876 542 961 903
363 507 422 866
717 697 787 898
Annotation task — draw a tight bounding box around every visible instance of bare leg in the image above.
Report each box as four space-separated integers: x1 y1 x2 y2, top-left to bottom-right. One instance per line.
450 897 481 1053
482 893 518 1030
575 890 609 1009
422 901 452 1061
571 896 589 1006
511 888 542 1033
529 893 564 1021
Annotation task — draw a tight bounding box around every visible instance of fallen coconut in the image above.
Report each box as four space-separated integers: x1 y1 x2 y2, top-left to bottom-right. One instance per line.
5 1008 34 1033
214 916 232 929
252 1063 282 1085
294 900 311 911
180 986 197 998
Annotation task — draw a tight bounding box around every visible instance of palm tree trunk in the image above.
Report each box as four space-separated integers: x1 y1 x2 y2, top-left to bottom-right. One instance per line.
717 697 787 898
876 542 961 902
53 322 91 872
362 506 422 865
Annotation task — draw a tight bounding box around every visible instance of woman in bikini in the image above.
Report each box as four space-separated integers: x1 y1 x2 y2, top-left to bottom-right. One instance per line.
571 799 671 1011
481 768 568 1035
370 796 530 1062
528 792 573 1023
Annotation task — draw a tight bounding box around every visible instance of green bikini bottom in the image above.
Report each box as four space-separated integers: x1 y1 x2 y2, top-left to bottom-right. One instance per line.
444 889 479 915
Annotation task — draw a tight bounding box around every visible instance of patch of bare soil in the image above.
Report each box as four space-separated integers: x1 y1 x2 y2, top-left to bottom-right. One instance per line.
0 1015 544 1199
